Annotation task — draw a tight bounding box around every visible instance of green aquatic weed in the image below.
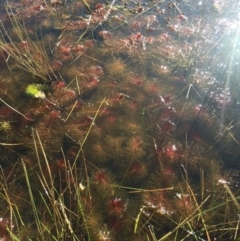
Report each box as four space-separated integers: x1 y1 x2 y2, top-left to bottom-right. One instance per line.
25 84 46 99
0 121 11 131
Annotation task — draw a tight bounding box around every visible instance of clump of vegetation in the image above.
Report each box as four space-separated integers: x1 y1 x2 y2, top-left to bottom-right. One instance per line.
0 0 240 240
25 84 45 98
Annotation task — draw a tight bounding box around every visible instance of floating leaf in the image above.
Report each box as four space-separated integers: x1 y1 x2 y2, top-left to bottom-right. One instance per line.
25 84 46 99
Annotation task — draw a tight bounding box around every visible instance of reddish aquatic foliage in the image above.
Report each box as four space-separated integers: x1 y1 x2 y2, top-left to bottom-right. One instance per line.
95 3 105 10
176 14 188 21
21 0 35 5
87 77 100 88
19 112 35 126
106 216 124 234
55 158 68 170
175 193 195 216
126 100 138 113
107 197 127 216
74 2 84 10
159 45 176 57
146 14 157 25
130 21 141 31
127 136 143 152
53 81 65 89
46 110 61 122
58 45 71 55
88 65 104 77
181 27 194 36
61 88 76 100
167 24 180 33
57 45 72 61
64 20 88 31
50 87 76 106
66 146 79 158
160 106 177 119
0 106 13 119
66 100 83 112
94 170 108 185
158 32 170 42
125 135 146 159
160 143 182 161
160 95 172 104
77 115 94 131
51 60 63 71
189 130 205 144
93 169 114 193
106 92 126 107
19 1 45 19
126 161 147 180
50 0 62 7
92 3 107 23
143 191 173 215
31 4 44 11
159 119 175 134
0 50 8 64
128 74 143 86
72 44 86 54
135 32 143 41
145 36 154 44
163 144 177 158
90 142 107 163
84 39 94 48
99 30 112 39
0 217 13 241
105 114 117 126
98 106 110 117
18 40 30 51
144 81 161 94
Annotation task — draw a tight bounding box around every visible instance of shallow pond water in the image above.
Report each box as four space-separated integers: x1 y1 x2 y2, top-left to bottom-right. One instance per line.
0 0 240 240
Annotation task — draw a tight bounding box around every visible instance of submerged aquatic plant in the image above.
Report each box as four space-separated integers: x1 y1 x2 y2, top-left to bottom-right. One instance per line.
0 121 11 132
0 0 240 240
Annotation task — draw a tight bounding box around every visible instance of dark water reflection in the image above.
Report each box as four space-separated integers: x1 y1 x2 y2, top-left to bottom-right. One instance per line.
0 0 240 240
